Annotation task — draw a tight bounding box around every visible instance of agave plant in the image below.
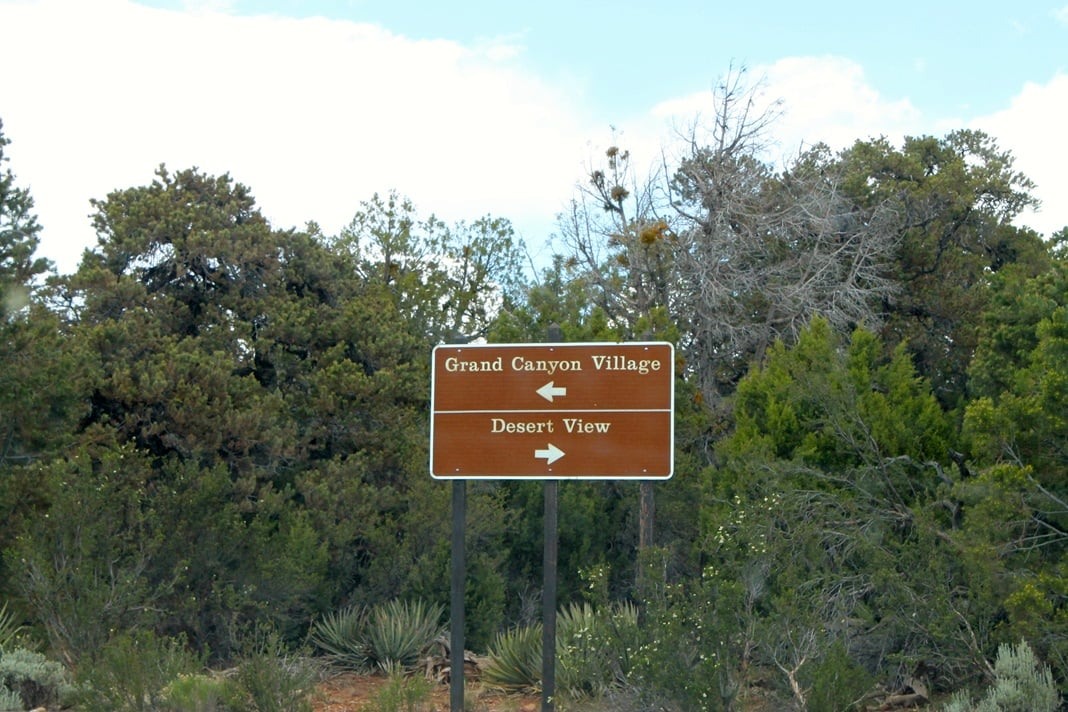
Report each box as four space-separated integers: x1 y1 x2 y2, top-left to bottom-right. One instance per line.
365 599 445 673
309 604 370 671
0 684 23 712
481 624 542 694
0 603 22 652
556 601 640 698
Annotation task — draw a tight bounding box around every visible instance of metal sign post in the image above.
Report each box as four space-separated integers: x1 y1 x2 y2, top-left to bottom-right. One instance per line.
450 480 465 711
542 479 558 711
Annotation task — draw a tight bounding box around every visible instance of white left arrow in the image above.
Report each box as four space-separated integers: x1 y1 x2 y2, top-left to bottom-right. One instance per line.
536 381 567 402
535 443 565 465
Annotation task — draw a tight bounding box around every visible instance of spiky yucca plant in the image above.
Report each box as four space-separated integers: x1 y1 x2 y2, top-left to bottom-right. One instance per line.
481 624 542 694
309 605 370 671
365 599 445 673
0 684 22 712
557 601 641 698
0 603 22 652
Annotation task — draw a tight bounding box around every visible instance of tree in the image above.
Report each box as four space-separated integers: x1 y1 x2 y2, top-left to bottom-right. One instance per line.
334 190 528 344
0 120 84 603
553 139 677 341
706 318 967 693
955 247 1068 680
0 118 65 467
12 167 438 661
553 72 905 406
8 166 527 661
837 130 1050 407
668 74 902 403
0 118 49 319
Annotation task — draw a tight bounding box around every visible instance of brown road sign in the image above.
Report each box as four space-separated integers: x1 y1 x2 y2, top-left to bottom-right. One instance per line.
430 342 674 479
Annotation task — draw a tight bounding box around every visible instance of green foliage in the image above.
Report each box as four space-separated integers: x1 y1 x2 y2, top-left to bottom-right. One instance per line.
15 444 328 664
482 601 642 701
627 580 739 712
224 628 317 712
725 317 952 471
59 625 317 712
159 673 230 712
0 685 20 712
699 317 998 698
0 646 71 710
497 479 645 622
556 601 640 699
310 599 444 675
956 253 1068 674
12 447 166 665
800 640 874 712
335 190 527 343
71 630 204 712
838 130 1049 406
0 121 84 606
5 108 1068 712
370 667 434 712
481 624 543 694
7 165 437 660
365 599 445 673
379 478 511 652
967 255 1067 399
0 604 21 653
941 640 1060 712
0 118 50 317
309 604 370 671
965 256 1067 486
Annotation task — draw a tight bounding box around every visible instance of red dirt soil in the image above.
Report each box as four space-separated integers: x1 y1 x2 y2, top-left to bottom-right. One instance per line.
313 672 541 712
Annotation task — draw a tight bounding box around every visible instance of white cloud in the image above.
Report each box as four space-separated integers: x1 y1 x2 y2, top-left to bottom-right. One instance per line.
639 57 1067 238
0 0 594 273
760 57 924 155
645 57 923 165
1055 5 1068 25
181 0 235 12
972 72 1068 237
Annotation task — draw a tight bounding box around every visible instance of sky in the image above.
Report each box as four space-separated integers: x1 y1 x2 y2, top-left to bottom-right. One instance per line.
1 0 1066 275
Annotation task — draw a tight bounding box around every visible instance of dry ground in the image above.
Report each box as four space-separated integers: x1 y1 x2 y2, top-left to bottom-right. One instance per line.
313 672 542 712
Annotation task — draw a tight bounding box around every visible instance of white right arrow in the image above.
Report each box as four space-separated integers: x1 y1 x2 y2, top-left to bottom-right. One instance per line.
536 381 567 402
535 443 565 465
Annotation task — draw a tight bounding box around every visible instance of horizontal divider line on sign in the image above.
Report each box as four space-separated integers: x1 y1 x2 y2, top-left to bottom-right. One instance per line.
434 408 672 414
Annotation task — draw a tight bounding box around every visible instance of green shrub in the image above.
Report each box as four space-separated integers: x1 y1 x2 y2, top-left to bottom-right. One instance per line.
11 451 166 666
365 600 445 673
0 604 22 653
371 666 434 712
800 640 873 712
556 601 640 699
482 623 542 694
160 673 231 712
71 630 204 712
481 602 643 701
941 640 1060 712
224 627 317 712
0 646 72 710
310 599 444 674
309 604 370 671
627 583 739 712
0 684 22 712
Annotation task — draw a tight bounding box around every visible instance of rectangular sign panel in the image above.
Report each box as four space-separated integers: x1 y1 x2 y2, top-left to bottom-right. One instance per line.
430 342 674 479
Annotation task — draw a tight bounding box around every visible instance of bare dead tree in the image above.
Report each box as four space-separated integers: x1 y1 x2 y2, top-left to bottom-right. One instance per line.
554 136 677 338
771 625 818 711
666 74 902 402
551 66 904 418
